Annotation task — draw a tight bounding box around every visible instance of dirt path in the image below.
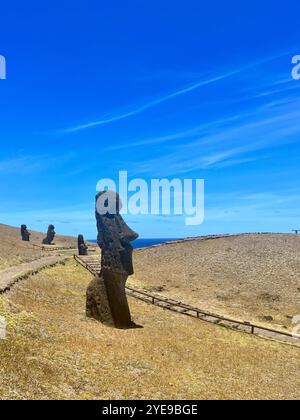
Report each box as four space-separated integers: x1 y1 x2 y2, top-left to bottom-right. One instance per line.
0 255 71 293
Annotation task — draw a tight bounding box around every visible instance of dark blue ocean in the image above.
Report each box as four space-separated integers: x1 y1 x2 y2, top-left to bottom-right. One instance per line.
89 238 177 249
133 238 177 248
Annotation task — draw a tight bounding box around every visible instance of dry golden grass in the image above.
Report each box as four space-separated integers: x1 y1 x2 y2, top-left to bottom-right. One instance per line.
0 260 300 400
132 234 300 331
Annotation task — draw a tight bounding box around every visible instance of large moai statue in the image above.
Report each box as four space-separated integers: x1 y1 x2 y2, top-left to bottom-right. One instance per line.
42 224 56 245
86 191 139 329
21 225 31 242
78 234 88 256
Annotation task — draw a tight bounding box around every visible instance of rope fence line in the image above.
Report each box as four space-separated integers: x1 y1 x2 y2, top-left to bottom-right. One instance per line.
134 232 294 251
30 243 77 251
74 255 300 347
29 243 98 253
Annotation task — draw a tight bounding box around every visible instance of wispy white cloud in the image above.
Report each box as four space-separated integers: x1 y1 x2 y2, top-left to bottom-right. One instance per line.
205 190 300 224
106 115 241 151
62 49 295 134
0 153 73 175
63 71 238 133
58 49 300 179
106 96 293 153
128 97 300 175
249 80 300 99
104 76 300 152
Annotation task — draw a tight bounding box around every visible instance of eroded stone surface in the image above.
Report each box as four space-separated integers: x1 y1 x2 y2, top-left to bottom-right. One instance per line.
42 225 56 245
86 276 114 326
86 191 139 329
21 225 30 242
78 235 88 256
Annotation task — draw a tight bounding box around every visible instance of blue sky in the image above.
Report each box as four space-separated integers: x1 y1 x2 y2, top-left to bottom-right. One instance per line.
0 0 300 238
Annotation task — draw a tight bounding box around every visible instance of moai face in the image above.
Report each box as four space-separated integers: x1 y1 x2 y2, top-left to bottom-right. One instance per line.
95 191 139 276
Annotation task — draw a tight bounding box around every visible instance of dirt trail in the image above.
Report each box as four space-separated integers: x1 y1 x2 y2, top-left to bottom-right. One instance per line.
0 255 71 293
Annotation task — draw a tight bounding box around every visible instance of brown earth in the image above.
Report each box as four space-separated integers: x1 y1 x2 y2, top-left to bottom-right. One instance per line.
0 259 299 400
131 234 300 331
1 227 300 399
0 224 93 270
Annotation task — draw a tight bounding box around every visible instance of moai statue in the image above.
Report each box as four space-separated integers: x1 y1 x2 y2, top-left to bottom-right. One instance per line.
86 191 139 329
21 225 31 242
78 234 88 256
42 224 56 245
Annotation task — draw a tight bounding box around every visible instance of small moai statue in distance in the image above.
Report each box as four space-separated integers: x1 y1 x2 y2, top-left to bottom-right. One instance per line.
42 224 56 245
78 234 88 256
86 191 139 329
21 225 31 242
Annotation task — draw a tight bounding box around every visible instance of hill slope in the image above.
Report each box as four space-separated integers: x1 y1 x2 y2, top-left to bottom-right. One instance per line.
0 260 299 400
132 234 300 331
0 224 78 270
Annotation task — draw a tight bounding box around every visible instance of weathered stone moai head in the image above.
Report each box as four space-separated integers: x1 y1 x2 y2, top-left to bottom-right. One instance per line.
78 234 88 256
42 224 56 245
21 225 31 242
86 191 139 329
96 190 138 276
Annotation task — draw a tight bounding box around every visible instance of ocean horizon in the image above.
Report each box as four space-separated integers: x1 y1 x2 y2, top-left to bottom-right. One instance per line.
88 238 178 249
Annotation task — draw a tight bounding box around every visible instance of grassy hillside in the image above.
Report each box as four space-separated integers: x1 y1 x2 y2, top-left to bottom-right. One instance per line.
0 260 299 400
132 234 300 331
0 224 80 270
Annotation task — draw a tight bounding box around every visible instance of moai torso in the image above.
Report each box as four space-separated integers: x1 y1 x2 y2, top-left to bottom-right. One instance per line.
96 211 138 275
43 225 56 245
21 225 30 242
78 235 88 256
86 191 139 329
